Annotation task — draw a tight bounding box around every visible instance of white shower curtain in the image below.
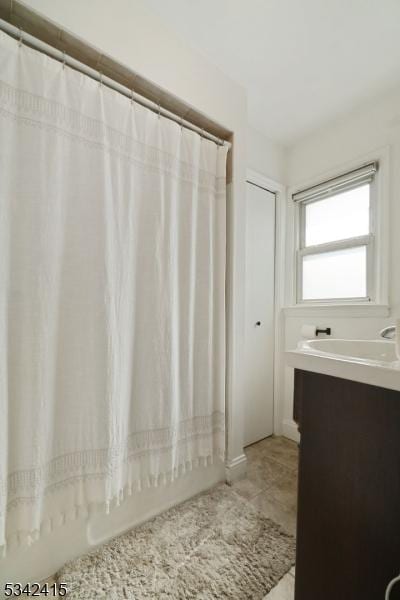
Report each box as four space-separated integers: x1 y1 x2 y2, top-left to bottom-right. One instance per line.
0 31 227 556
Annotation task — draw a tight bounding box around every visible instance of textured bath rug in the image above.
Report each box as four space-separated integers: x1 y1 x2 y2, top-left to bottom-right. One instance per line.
57 484 295 599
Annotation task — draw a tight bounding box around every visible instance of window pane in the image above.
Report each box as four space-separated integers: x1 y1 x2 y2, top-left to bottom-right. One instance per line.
302 246 367 300
304 185 370 247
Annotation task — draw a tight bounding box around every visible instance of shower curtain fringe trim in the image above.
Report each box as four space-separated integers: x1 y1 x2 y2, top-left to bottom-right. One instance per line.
0 451 223 558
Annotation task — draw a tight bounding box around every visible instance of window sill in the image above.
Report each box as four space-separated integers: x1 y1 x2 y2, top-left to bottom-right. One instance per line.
283 303 390 318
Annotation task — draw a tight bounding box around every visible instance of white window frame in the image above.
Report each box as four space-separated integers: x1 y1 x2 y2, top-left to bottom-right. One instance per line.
296 171 376 304
285 147 390 316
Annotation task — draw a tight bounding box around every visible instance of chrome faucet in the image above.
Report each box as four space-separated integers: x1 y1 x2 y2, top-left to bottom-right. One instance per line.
379 326 396 340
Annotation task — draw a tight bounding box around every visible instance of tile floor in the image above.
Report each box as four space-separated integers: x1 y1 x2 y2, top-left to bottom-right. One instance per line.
232 435 298 600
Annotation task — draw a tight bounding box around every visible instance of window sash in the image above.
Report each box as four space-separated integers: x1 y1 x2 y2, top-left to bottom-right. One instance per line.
295 174 376 304
296 238 374 303
299 234 372 257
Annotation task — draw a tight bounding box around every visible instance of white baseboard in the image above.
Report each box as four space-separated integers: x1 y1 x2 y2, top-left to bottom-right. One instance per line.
282 419 300 443
225 453 248 483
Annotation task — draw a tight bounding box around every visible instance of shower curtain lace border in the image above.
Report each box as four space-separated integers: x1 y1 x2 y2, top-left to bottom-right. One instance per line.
0 80 228 194
2 412 225 503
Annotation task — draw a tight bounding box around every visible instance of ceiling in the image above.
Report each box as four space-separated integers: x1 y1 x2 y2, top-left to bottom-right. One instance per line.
145 0 400 146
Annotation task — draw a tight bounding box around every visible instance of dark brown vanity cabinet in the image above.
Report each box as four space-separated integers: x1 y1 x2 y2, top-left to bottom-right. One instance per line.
293 369 400 600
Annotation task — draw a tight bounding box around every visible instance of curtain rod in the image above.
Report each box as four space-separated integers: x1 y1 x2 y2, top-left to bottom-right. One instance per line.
0 18 230 148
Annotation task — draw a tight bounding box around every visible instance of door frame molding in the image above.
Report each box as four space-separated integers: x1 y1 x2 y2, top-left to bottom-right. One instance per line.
246 169 287 437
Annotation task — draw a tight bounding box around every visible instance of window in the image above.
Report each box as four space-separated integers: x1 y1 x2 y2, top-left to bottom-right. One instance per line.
293 162 377 303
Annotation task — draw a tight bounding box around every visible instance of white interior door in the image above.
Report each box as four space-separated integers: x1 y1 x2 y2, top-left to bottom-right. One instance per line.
244 182 276 447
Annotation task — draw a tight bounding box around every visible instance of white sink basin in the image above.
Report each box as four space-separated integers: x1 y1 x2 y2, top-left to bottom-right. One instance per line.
286 338 400 392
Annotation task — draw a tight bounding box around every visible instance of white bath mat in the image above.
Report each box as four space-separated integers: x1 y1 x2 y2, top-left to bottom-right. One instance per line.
57 484 295 599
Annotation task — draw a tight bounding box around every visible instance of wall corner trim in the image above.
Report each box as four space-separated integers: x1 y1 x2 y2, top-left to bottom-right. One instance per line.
225 453 247 483
282 419 300 443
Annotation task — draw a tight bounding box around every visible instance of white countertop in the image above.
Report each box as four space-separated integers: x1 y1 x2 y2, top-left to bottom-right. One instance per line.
286 339 400 393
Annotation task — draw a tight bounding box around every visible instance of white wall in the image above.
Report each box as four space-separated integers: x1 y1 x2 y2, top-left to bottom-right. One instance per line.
247 126 286 183
280 85 400 440
3 0 249 583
